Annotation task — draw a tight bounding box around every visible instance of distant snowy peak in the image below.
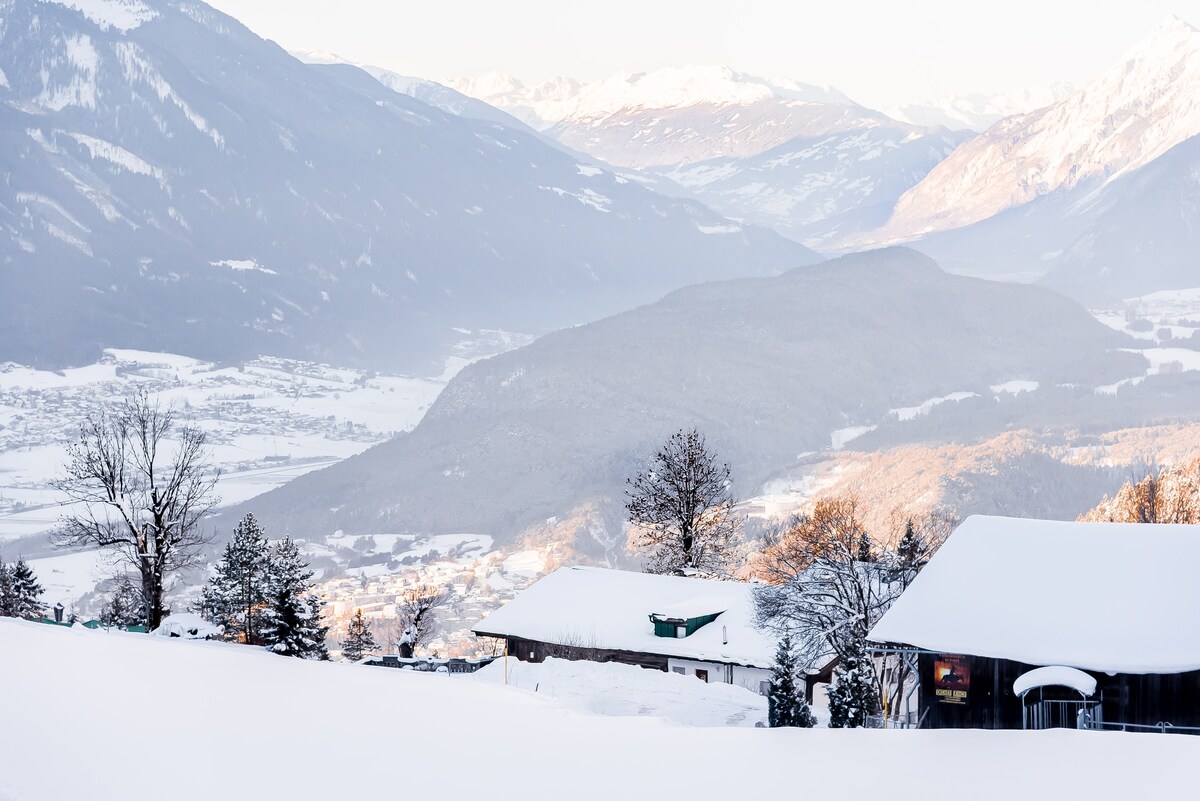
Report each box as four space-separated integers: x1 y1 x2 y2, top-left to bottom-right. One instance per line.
36 0 157 32
875 14 1200 240
886 83 1075 132
448 66 856 129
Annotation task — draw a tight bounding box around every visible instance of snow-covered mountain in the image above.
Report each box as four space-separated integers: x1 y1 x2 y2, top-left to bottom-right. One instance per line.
885 84 1074 132
0 0 816 371
446 65 968 245
447 66 856 135
875 16 1200 243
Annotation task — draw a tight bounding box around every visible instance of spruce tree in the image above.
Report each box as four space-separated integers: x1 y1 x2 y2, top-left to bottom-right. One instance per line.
100 575 145 628
1 559 45 620
768 634 817 728
262 537 329 660
341 608 377 662
856 530 873 563
828 636 877 728
201 514 272 644
0 560 16 617
897 520 925 570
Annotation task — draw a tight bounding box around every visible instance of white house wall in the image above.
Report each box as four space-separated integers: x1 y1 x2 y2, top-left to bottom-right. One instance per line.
668 658 770 695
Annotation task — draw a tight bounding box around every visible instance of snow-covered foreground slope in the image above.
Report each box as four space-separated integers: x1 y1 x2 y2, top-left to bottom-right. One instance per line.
472 656 772 727
0 620 1194 800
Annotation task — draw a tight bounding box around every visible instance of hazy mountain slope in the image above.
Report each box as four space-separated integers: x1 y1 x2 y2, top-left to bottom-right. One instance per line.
1040 134 1200 300
884 83 1074 133
660 125 968 246
0 0 816 370
874 17 1200 243
292 50 537 133
236 248 1142 547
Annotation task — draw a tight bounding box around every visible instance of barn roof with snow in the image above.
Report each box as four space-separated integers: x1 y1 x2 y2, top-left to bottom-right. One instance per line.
474 566 774 668
868 515 1200 675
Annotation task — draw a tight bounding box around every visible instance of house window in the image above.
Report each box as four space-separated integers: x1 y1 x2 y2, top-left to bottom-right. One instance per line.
676 625 686 638
672 667 686 675
695 669 709 682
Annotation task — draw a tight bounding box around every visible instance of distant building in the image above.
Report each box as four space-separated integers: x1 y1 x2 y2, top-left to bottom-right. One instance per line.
473 566 776 695
869 516 1200 732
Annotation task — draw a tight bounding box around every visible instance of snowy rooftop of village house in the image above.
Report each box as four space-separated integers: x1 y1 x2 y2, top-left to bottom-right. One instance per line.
868 515 1200 675
473 566 775 668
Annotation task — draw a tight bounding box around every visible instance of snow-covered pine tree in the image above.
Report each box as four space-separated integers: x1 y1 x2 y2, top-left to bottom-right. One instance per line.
828 636 877 728
0 559 15 617
768 634 817 728
100 574 145 628
856 530 873 563
0 558 45 620
201 514 272 644
897 519 924 570
262 537 329 660
341 608 377 662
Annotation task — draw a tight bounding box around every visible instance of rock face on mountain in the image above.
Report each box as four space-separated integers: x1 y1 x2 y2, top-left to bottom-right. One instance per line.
0 1 814 370
237 248 1142 549
859 16 1200 299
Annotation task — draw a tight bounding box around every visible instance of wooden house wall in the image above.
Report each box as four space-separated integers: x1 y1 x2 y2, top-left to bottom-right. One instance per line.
917 653 1200 730
505 636 671 671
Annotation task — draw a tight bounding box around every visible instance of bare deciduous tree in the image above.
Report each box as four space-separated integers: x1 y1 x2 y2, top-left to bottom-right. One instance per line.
1082 458 1200 524
393 584 450 658
626 427 741 576
52 390 218 629
753 495 950 725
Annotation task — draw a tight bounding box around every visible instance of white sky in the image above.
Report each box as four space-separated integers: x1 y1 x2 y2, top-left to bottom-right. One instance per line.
204 1 1200 109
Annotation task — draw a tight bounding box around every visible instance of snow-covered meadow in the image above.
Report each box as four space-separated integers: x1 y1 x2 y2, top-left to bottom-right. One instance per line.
0 619 1194 800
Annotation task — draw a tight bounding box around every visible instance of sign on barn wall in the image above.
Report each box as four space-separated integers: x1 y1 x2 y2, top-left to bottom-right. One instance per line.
933 656 971 705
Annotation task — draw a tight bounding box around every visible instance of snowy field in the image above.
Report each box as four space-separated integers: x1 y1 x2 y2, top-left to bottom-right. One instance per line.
1 619 1194 800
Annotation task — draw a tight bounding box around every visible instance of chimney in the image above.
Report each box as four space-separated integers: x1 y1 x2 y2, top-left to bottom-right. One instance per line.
722 625 728 645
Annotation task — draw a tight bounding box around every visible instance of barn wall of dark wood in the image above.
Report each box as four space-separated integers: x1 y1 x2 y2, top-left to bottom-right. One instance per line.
917 653 1200 730
505 637 671 671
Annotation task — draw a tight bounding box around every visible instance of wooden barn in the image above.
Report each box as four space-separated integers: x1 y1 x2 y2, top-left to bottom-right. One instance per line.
473 566 777 694
869 515 1200 732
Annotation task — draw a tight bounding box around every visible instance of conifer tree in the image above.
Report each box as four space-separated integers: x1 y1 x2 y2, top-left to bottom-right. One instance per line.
768 634 817 728
100 574 145 628
828 636 877 728
897 519 924 570
0 559 16 617
201 514 272 644
341 608 377 662
0 558 45 620
262 537 329 660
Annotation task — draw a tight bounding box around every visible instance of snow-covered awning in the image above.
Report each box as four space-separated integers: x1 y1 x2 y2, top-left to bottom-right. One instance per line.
869 515 1200 674
474 567 773 668
1013 666 1097 698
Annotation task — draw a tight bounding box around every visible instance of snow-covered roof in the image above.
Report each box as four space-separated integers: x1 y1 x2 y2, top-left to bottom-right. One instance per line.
1013 666 1097 698
474 567 774 668
869 515 1200 674
650 596 729 622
